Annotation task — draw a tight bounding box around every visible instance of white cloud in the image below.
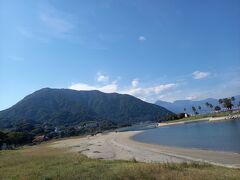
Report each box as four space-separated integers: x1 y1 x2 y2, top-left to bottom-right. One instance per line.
130 83 176 96
192 71 210 79
69 83 95 91
185 96 198 100
69 77 177 103
121 82 177 102
152 84 176 94
99 83 118 93
38 2 75 38
131 79 139 88
68 69 239 104
97 73 109 83
18 2 75 41
138 36 146 41
39 12 74 34
69 82 118 93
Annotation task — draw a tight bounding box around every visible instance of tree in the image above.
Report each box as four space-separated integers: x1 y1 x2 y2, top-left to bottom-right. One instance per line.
16 121 34 132
218 99 223 108
192 106 197 114
205 102 209 108
209 103 213 111
218 99 223 105
214 106 221 112
6 132 32 145
231 97 235 108
0 131 7 145
222 98 233 110
205 102 213 112
198 106 201 114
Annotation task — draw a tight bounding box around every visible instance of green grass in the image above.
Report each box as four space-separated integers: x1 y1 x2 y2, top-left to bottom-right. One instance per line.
0 144 240 180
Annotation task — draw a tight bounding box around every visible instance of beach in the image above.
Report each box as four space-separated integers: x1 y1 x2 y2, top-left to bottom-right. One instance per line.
51 129 240 168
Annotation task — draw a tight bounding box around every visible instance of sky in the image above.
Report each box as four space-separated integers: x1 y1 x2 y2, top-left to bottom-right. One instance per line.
0 0 240 110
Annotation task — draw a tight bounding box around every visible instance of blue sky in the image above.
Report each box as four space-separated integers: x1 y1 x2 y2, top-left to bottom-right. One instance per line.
0 0 240 110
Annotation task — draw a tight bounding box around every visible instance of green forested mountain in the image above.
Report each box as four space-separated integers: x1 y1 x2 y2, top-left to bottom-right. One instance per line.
0 88 174 129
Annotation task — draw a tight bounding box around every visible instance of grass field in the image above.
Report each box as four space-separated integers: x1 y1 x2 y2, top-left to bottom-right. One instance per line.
0 143 240 180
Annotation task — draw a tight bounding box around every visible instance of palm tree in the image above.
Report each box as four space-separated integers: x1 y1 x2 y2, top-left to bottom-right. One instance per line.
214 106 221 112
218 99 223 108
218 99 223 104
209 103 213 112
205 102 209 107
223 98 233 110
231 97 235 108
198 106 201 114
205 102 210 113
192 106 197 115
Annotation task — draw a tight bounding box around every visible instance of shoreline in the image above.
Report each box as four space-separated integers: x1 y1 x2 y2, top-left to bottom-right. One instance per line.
51 129 240 169
127 131 240 168
158 114 240 127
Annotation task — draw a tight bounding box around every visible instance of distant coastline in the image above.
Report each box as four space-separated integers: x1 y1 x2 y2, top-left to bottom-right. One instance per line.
158 114 240 127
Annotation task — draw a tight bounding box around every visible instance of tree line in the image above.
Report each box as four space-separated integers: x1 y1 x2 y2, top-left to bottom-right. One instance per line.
183 97 239 115
0 119 134 149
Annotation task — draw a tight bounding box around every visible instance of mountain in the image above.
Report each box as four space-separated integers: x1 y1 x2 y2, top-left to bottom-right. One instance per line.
0 88 175 129
155 95 240 114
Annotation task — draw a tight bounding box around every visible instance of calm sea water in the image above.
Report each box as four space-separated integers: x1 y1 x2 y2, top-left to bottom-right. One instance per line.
132 119 240 153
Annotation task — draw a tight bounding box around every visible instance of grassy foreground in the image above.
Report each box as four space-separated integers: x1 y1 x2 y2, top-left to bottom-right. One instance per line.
0 144 240 180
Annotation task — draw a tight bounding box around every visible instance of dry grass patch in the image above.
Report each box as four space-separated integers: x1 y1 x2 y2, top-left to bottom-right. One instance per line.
0 144 239 180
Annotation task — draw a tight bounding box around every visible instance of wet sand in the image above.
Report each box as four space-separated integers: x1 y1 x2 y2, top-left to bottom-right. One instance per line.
51 130 240 168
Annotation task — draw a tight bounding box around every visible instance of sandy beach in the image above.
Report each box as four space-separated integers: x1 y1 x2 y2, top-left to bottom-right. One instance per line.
51 130 240 168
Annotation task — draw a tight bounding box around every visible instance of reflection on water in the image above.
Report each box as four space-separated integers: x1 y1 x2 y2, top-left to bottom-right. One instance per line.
132 119 240 153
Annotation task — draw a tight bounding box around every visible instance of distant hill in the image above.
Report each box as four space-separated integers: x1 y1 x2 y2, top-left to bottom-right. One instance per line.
155 95 240 114
0 88 175 129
